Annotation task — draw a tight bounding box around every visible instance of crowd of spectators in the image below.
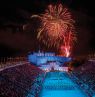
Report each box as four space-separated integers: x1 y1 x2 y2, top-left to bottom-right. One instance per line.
69 60 95 97
0 63 45 97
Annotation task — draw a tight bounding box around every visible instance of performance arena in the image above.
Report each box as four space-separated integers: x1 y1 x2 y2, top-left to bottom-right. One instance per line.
0 51 95 97
0 0 95 97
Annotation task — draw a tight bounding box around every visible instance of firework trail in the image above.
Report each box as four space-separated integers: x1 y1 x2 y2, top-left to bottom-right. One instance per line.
31 4 76 57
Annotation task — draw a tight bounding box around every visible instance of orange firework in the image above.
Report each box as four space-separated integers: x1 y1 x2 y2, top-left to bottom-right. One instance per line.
31 4 76 57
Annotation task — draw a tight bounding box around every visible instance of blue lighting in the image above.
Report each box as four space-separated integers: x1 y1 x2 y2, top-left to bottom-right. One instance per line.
27 52 88 97
28 52 71 66
40 72 87 97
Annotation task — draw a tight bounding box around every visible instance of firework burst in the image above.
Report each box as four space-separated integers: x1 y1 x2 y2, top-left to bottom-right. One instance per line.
31 4 76 57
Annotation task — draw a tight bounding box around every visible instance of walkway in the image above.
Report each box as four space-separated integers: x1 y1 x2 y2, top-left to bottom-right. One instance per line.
40 71 88 97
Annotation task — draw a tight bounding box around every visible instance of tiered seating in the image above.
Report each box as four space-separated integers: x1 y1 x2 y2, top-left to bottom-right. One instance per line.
0 63 45 97
69 61 95 96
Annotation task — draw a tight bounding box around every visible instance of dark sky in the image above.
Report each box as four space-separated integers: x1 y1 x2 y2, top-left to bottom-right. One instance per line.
0 0 95 57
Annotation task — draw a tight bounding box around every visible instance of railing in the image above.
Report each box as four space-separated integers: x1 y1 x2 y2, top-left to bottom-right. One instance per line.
0 57 29 71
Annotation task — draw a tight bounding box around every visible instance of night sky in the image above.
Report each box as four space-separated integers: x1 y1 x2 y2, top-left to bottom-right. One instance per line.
0 0 95 57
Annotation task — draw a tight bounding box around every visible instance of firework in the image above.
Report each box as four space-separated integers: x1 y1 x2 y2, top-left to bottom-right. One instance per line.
31 4 76 57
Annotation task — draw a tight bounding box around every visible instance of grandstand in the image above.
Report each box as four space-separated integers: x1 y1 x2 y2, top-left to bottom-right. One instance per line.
0 55 95 97
0 62 45 97
69 60 95 97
